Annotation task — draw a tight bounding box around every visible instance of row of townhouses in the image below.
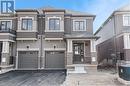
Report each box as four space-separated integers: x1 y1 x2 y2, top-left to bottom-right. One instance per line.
0 4 129 75
0 7 98 73
95 5 130 65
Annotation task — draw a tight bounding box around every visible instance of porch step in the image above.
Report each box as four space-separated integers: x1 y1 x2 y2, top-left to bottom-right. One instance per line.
0 65 14 74
67 64 97 74
67 65 87 74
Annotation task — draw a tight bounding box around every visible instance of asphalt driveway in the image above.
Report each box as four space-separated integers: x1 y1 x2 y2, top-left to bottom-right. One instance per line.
0 70 66 86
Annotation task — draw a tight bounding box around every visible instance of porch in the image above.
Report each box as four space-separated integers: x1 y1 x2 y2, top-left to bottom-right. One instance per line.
0 41 14 73
66 39 97 73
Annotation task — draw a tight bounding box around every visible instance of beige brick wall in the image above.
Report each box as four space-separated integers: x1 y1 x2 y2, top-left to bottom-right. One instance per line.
67 52 73 65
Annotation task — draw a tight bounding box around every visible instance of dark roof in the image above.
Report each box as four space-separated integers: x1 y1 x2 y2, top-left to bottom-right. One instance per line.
65 32 99 39
41 7 65 12
15 7 95 18
38 6 96 18
15 9 39 13
66 10 95 17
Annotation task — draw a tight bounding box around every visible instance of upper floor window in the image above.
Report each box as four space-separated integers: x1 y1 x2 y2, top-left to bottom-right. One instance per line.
22 18 32 30
123 14 130 26
49 18 60 30
73 20 86 31
75 21 84 30
0 21 12 30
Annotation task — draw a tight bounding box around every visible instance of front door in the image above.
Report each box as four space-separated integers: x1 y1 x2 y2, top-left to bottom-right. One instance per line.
73 43 84 64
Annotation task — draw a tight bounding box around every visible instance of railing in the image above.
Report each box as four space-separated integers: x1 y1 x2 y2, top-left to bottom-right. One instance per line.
0 29 16 35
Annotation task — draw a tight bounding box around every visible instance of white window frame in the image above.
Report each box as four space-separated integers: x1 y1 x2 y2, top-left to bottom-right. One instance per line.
17 16 36 32
123 14 130 26
21 18 33 30
49 18 60 30
0 20 12 30
73 19 86 31
45 16 64 32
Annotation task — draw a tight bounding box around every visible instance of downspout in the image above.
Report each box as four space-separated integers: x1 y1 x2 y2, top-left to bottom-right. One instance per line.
113 15 117 57
40 17 43 69
113 13 118 72
40 35 42 69
15 18 18 70
38 16 43 69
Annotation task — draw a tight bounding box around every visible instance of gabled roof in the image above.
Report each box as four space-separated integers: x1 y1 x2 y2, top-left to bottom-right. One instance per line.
38 6 95 17
15 6 95 18
95 4 130 35
65 9 95 16
41 7 65 12
41 6 65 11
116 4 130 11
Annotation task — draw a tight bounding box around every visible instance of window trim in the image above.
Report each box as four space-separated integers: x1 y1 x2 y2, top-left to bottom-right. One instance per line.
21 18 33 30
0 20 12 30
123 14 130 26
18 17 36 32
45 16 64 32
49 18 60 30
74 21 85 31
73 20 86 31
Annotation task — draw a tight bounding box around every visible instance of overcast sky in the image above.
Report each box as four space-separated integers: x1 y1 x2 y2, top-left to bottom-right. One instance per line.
15 0 130 33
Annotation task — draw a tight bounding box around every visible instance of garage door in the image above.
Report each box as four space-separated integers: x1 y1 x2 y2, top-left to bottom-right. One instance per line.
18 51 38 70
45 51 65 69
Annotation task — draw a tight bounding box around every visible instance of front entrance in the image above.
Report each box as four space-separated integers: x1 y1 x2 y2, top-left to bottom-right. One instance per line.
73 43 84 64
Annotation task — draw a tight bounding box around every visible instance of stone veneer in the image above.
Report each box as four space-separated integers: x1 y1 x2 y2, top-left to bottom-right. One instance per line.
1 53 10 66
67 52 73 65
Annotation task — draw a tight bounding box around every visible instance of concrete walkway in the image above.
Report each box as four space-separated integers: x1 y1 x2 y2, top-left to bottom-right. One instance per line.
62 70 126 86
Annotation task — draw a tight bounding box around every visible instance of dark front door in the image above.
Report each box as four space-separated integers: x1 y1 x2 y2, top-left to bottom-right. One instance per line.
0 42 2 63
73 43 84 64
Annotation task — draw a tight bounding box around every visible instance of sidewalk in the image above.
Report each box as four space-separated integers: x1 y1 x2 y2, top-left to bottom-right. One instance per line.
62 70 126 86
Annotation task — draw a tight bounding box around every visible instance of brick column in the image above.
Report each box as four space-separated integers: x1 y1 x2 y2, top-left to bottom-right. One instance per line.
67 39 73 65
123 33 130 61
1 41 10 66
90 39 98 64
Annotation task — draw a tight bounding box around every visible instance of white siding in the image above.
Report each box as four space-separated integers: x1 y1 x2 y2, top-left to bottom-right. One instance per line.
96 17 115 45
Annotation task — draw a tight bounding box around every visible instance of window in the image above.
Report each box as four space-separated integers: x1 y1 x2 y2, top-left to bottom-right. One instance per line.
49 18 60 30
74 46 80 55
75 21 84 30
0 21 11 30
22 19 32 30
123 15 130 26
73 20 86 31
